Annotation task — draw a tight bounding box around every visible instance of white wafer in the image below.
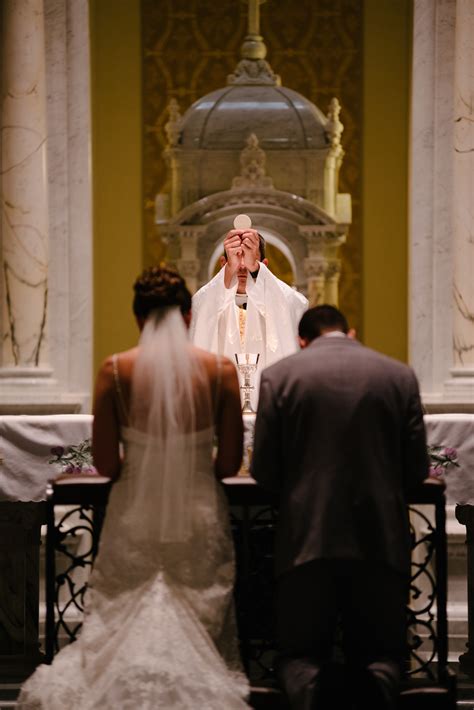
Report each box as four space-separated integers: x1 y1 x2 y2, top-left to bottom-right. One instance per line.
233 214 252 230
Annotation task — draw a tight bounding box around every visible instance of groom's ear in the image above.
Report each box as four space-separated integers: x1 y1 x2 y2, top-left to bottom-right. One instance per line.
262 258 269 266
220 255 226 267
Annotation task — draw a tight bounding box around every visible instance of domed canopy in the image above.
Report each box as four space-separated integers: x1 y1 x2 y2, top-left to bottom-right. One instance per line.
159 1 350 308
180 84 328 151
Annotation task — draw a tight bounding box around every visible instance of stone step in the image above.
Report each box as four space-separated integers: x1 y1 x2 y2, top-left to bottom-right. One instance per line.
249 685 457 709
0 683 20 710
0 683 459 709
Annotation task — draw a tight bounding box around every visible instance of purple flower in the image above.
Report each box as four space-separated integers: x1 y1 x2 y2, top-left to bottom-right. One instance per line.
443 447 457 460
83 466 98 475
429 465 443 478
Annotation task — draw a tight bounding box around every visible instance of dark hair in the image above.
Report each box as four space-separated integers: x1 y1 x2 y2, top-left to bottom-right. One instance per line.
298 305 349 342
223 232 266 261
133 266 192 319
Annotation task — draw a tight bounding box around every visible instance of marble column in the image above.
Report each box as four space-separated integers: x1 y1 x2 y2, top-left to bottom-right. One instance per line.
177 227 205 294
451 0 474 377
1 0 50 375
303 258 326 306
409 0 474 410
324 260 341 305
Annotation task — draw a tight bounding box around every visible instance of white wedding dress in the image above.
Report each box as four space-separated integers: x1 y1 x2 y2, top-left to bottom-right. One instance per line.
18 424 250 709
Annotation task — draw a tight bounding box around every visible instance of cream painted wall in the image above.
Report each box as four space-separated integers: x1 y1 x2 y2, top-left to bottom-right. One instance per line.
362 0 411 362
90 0 143 376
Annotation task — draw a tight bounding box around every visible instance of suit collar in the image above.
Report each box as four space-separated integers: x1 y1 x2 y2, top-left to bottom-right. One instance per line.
306 335 361 350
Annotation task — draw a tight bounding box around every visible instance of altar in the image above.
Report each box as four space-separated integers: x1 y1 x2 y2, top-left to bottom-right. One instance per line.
1 412 472 503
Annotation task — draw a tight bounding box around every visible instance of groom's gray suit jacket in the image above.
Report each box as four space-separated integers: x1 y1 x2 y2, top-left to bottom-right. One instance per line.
251 336 429 578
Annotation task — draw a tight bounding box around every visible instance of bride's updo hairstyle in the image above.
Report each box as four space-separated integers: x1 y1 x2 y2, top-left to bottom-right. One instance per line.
133 266 192 320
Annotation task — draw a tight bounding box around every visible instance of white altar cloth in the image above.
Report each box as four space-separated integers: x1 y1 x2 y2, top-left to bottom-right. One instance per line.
1 413 473 504
0 415 94 502
424 414 474 504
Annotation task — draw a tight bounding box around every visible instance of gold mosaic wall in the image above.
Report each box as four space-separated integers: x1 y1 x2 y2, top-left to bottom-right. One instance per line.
142 0 363 332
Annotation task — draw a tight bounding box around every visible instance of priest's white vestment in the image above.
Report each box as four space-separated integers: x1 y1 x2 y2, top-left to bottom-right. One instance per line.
190 263 308 377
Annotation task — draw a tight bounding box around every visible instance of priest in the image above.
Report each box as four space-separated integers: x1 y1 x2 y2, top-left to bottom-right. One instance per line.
190 223 308 386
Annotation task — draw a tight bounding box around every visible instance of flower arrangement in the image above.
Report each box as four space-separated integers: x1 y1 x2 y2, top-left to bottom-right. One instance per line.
49 438 96 475
428 445 459 479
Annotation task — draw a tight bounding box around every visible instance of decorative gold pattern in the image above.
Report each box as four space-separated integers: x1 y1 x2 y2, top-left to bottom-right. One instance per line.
238 305 247 348
142 0 362 332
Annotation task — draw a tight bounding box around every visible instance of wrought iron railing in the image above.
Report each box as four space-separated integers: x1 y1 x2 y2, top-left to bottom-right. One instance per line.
45 479 449 686
44 480 110 662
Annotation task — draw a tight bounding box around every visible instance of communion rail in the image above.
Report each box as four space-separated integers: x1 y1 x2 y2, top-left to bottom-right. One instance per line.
43 478 455 706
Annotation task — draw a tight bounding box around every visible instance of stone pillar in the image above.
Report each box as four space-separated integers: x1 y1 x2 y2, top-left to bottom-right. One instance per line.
1 0 50 376
303 258 326 306
450 0 474 393
300 227 326 305
323 98 344 219
300 226 346 307
324 260 341 305
409 0 474 411
177 227 205 294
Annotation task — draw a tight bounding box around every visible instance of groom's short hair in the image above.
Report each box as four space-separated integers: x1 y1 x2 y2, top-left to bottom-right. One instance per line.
298 305 349 342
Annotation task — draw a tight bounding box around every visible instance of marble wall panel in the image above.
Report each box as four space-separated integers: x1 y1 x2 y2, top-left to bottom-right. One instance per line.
410 0 456 402
452 0 474 370
410 0 474 408
44 0 93 409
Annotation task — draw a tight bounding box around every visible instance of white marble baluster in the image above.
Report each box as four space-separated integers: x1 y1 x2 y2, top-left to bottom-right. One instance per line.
452 0 474 374
1 0 50 371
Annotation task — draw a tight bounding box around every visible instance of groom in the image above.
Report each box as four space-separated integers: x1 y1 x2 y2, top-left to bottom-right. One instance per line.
251 305 429 709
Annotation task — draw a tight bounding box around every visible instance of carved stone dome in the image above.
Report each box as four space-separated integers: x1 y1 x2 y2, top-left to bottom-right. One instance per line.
179 83 328 151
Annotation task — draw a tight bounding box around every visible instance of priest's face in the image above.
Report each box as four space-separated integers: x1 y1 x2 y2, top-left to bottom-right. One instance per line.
236 258 248 294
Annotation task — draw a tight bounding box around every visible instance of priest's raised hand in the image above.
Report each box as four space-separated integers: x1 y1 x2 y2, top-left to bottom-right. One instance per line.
223 228 266 291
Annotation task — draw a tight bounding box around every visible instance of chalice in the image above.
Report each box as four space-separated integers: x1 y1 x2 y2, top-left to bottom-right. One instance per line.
235 353 260 414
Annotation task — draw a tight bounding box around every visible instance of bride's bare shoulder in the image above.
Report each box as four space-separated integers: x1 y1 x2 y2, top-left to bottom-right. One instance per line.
191 349 238 395
96 347 139 383
191 347 235 372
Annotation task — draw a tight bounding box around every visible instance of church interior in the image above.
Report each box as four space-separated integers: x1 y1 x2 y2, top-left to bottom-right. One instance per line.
1 0 473 707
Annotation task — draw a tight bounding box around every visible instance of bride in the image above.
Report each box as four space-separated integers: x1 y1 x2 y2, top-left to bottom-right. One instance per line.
18 266 250 709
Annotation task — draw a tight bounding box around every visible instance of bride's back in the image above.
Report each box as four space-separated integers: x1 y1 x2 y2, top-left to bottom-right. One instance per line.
114 342 220 437
93 265 243 487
